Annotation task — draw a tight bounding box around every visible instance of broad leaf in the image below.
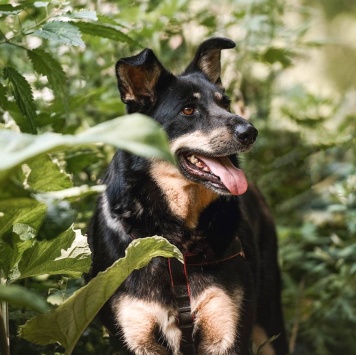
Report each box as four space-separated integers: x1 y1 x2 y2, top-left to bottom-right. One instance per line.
20 237 182 354
0 285 48 313
0 114 174 182
25 155 73 192
3 67 37 133
16 228 91 280
74 22 137 45
0 198 47 279
34 21 84 47
0 198 47 239
27 49 68 106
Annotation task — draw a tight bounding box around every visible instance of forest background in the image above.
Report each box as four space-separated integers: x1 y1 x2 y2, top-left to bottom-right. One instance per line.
0 0 355 354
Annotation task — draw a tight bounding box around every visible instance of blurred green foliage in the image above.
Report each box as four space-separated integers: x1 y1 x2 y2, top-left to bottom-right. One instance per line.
0 0 355 354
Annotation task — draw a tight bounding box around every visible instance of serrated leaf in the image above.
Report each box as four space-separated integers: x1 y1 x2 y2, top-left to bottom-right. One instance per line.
96 14 128 28
0 83 7 109
27 49 68 106
0 198 47 278
74 22 137 45
17 228 91 280
0 198 47 238
34 21 84 47
0 4 24 14
25 154 73 192
3 67 37 133
0 285 48 313
0 114 174 183
20 237 182 353
33 2 49 8
68 9 97 21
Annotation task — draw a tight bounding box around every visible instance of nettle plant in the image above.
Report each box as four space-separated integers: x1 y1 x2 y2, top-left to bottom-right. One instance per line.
0 1 180 354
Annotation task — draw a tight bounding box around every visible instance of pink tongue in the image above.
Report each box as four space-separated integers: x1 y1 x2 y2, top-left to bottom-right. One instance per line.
196 155 248 195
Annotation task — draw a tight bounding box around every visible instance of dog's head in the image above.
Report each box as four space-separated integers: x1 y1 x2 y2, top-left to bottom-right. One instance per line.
116 38 257 196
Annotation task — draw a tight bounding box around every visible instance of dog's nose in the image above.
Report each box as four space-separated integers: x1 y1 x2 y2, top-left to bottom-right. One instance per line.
228 116 258 145
234 123 258 145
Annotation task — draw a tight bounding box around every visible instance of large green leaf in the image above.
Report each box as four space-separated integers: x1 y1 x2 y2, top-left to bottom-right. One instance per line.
25 155 73 193
20 237 182 354
0 285 48 313
34 21 85 47
0 198 47 239
0 197 47 279
74 22 137 45
16 228 91 281
3 67 37 133
27 49 68 105
0 114 174 182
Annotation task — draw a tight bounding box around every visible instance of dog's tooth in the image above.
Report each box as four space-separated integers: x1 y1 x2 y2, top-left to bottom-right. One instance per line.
202 166 210 172
188 155 198 164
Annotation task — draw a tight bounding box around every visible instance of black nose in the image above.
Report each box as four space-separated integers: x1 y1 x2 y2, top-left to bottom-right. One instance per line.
234 123 258 145
230 116 258 146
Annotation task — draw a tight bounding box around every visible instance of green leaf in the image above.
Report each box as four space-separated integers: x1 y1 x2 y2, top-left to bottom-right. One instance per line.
0 114 174 183
0 285 48 313
27 49 68 106
74 22 137 45
34 21 84 47
0 198 47 279
25 155 73 192
3 67 37 134
68 9 97 21
0 83 7 109
16 228 91 280
0 198 47 239
262 47 293 68
0 4 24 14
20 237 182 353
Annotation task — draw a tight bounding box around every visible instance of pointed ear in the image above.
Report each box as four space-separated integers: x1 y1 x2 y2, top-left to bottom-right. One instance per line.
184 37 235 85
116 49 168 112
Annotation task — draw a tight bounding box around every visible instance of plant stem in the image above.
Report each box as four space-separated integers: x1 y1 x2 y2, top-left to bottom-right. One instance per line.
0 271 9 355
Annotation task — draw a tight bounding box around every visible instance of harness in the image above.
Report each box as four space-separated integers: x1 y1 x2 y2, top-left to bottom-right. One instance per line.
126 224 244 355
167 240 245 355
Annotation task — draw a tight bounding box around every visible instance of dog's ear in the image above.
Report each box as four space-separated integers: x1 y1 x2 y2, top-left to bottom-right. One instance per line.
116 49 169 112
184 37 236 86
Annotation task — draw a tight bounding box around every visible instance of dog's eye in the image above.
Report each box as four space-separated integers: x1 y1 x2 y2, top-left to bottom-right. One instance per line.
181 106 195 116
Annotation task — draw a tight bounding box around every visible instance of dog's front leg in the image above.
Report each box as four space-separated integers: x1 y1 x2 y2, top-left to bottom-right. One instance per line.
113 295 182 355
192 286 244 355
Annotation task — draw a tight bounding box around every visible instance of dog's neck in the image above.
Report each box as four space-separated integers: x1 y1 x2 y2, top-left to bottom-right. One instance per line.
149 160 218 229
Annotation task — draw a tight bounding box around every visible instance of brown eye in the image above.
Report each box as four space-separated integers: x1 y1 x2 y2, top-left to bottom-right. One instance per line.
181 106 195 116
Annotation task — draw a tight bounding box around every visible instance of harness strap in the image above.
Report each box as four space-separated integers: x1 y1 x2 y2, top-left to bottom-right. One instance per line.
168 257 196 355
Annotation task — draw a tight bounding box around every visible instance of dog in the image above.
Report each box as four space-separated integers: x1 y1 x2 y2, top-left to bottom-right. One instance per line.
87 37 288 355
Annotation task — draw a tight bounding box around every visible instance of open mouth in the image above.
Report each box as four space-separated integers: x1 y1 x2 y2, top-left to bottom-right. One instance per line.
178 152 248 196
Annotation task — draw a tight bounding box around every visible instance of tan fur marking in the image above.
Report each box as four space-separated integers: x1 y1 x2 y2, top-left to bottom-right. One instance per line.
193 92 201 99
114 296 181 355
214 92 223 101
170 128 231 155
150 160 217 228
252 325 276 355
191 287 243 354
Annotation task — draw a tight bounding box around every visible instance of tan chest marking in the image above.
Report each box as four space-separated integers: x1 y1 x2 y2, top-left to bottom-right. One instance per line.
113 295 182 355
150 160 217 228
252 325 276 355
191 286 243 354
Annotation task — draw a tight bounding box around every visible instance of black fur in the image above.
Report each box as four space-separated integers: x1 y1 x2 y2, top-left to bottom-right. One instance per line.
87 37 288 355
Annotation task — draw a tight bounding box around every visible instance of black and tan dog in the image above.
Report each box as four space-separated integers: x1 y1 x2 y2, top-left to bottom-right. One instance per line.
87 37 288 355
